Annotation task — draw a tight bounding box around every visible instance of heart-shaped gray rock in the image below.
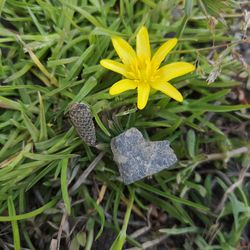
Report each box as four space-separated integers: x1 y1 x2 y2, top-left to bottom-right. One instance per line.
111 128 177 184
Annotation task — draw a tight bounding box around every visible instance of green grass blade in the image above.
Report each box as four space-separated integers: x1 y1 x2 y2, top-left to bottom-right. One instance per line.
7 196 21 250
38 92 48 141
110 189 135 250
0 199 57 221
60 158 71 215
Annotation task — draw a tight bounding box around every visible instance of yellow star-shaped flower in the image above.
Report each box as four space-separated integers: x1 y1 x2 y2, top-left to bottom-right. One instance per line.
100 26 195 110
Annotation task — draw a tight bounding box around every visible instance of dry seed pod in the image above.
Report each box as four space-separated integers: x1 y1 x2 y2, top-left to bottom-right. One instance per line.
69 103 96 146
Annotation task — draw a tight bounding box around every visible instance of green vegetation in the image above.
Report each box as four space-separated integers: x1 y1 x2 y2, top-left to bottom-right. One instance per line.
0 0 249 249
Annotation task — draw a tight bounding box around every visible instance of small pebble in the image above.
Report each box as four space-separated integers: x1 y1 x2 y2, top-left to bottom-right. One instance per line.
111 128 177 184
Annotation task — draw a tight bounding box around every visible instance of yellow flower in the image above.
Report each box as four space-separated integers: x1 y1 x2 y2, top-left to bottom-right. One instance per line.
100 26 195 110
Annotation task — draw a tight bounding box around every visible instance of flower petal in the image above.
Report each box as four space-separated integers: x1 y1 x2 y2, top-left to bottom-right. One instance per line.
136 26 151 60
157 62 195 82
100 59 130 78
152 81 183 102
137 82 150 109
151 38 177 70
109 79 137 95
112 36 137 65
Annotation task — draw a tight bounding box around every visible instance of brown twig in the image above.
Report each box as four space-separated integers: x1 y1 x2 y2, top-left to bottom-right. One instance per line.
129 205 152 239
129 226 151 239
96 184 107 205
69 151 105 193
56 211 68 250
125 235 168 250
171 39 250 54
214 164 250 214
202 146 250 163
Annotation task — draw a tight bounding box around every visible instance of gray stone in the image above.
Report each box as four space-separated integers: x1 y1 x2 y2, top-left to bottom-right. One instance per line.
111 128 177 185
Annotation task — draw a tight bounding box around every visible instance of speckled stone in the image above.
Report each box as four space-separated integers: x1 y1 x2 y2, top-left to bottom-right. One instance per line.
111 128 177 185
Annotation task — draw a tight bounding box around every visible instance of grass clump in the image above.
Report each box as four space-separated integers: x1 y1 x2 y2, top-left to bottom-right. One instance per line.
0 0 250 249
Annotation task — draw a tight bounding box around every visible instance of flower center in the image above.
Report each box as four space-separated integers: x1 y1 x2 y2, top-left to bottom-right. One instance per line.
129 57 158 84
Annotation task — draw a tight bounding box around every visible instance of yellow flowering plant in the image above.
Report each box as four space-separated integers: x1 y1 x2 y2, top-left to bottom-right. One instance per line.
100 26 195 110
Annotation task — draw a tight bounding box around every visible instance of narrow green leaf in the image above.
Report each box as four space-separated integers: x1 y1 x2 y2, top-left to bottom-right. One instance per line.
8 196 21 250
0 199 57 221
110 189 134 250
26 161 58 191
22 112 39 142
61 1 104 27
185 0 193 17
60 158 71 214
70 76 97 105
0 130 19 159
66 45 95 82
76 232 86 247
190 104 250 112
0 0 6 15
0 85 49 93
24 152 75 161
69 236 80 250
4 47 48 83
187 129 196 159
91 199 105 240
159 226 199 235
141 0 156 8
0 96 22 110
85 218 94 250
136 182 209 211
0 143 32 176
27 7 45 35
138 189 193 224
193 89 231 104
38 92 48 141
93 112 111 137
